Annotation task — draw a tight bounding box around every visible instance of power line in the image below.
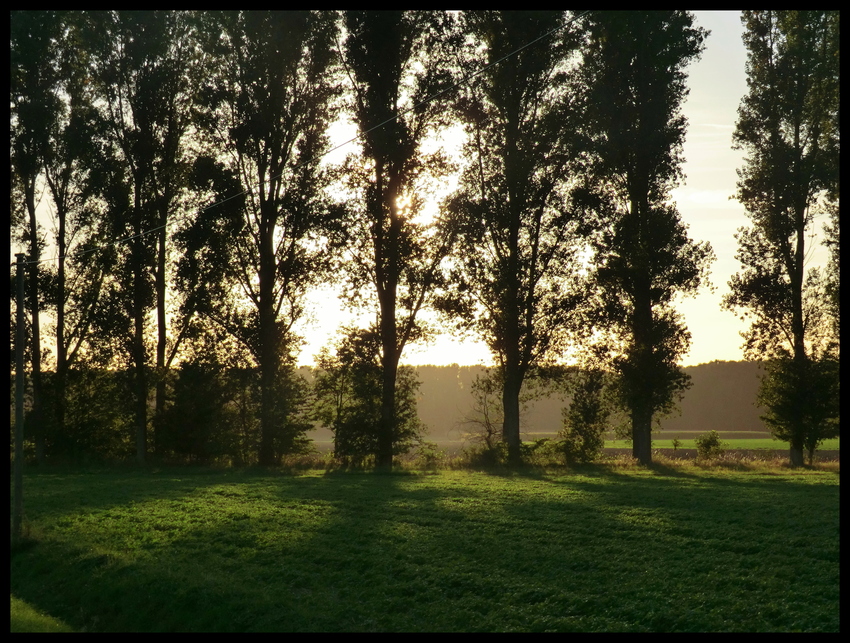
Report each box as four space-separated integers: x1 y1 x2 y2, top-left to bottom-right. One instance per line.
12 10 586 269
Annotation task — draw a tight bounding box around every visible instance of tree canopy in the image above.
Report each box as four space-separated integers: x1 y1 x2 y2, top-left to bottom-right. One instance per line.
440 10 588 465
577 10 713 465
12 10 836 469
724 10 839 466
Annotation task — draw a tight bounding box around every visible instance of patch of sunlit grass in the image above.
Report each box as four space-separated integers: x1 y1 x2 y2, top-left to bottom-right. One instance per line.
11 595 74 633
10 465 838 632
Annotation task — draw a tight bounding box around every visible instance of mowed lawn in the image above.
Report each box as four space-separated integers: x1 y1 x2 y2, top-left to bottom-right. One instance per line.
10 465 839 632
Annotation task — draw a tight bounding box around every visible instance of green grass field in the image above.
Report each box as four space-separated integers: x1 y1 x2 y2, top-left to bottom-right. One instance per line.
11 595 74 633
10 462 839 632
606 438 840 450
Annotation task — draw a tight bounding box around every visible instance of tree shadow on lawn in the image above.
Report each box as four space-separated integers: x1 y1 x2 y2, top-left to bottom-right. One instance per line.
10 467 839 632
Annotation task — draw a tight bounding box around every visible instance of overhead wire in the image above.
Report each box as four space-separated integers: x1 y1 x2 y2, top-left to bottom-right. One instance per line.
11 10 587 269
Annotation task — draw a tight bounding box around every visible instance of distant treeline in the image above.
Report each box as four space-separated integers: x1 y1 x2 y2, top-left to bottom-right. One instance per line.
10 360 767 464
414 361 767 442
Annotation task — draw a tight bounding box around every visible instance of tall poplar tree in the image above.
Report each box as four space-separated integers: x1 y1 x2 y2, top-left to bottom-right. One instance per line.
40 12 116 448
10 10 64 463
441 10 587 465
340 10 458 469
87 10 198 463
723 11 839 466
579 11 713 465
190 11 341 465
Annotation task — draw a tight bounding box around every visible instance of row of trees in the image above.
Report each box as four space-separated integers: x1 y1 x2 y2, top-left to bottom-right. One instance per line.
11 11 838 469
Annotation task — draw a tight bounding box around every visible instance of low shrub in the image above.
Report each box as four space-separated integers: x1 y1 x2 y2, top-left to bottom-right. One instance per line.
559 368 610 463
415 440 447 471
458 442 509 468
695 430 726 460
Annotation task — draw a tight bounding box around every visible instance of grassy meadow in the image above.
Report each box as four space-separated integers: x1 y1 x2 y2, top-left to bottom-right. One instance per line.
10 459 839 632
607 438 841 451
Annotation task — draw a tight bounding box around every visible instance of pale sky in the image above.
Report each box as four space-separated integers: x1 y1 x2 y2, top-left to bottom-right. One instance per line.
295 10 831 368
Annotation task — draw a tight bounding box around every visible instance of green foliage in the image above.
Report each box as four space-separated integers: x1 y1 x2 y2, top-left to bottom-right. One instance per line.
313 327 425 464
577 11 713 465
758 357 839 465
560 368 611 463
460 442 509 468
457 368 557 463
159 361 268 465
521 438 564 465
414 440 446 472
266 366 316 462
694 430 726 460
457 371 505 451
38 366 134 464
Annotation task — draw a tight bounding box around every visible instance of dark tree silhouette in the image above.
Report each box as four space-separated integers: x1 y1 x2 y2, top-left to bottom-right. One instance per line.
578 11 713 465
35 12 120 450
10 10 64 463
441 10 587 465
85 11 199 463
313 327 424 465
339 10 459 469
189 11 341 465
723 10 839 466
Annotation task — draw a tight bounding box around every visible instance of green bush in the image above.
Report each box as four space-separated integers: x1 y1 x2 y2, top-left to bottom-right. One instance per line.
695 430 726 460
313 327 424 464
461 442 509 468
415 440 446 471
560 368 610 463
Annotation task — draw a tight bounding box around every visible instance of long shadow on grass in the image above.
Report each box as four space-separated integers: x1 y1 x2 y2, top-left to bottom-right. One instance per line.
10 469 839 632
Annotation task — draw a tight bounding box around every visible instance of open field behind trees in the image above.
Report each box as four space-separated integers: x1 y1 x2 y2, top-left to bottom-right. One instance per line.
10 465 839 632
310 361 840 458
410 361 768 441
16 360 836 462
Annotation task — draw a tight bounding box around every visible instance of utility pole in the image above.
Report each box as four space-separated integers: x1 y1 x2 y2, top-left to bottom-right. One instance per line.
13 253 26 543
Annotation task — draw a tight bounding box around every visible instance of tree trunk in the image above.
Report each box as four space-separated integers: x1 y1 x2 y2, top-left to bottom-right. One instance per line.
632 407 653 465
788 195 808 467
502 103 524 467
502 366 522 465
631 273 654 467
55 206 67 454
259 350 277 466
155 224 168 460
132 231 147 465
258 203 278 467
375 160 401 471
25 187 45 465
378 350 397 470
377 253 398 471
789 442 805 467
501 270 522 466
